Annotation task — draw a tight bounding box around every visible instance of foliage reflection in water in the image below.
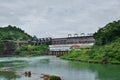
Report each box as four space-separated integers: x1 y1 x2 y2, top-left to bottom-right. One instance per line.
0 56 120 80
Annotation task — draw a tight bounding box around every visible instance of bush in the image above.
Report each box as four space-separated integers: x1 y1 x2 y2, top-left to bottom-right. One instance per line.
61 41 120 64
14 45 49 56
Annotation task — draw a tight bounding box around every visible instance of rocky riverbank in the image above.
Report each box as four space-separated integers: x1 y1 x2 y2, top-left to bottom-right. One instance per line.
0 70 62 80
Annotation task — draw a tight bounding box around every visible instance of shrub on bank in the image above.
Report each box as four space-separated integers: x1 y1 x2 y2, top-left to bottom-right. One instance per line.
14 45 49 56
61 41 120 64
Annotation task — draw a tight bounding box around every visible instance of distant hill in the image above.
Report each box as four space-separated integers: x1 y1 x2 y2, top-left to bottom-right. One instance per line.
0 25 33 41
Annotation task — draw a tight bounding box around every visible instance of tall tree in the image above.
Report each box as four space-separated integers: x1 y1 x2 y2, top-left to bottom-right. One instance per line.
94 20 120 45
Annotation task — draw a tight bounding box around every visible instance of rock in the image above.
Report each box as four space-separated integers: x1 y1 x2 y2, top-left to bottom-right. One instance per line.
24 71 31 77
41 74 61 80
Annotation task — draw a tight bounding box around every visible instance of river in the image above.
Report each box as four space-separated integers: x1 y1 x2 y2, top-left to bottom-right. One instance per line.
0 56 120 80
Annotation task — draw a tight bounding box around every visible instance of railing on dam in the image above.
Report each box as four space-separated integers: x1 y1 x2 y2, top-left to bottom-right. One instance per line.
30 36 95 46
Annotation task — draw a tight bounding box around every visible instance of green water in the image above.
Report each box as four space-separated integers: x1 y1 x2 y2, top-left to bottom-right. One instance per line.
0 56 120 80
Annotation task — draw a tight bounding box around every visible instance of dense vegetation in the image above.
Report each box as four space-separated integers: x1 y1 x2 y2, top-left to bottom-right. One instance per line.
14 45 49 57
0 25 33 41
0 25 49 56
94 20 120 45
0 25 34 56
61 20 120 64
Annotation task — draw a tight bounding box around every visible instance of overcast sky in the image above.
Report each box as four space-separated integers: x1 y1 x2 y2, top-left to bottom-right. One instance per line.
0 0 120 38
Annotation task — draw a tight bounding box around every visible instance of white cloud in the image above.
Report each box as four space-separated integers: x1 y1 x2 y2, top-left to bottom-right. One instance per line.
0 0 120 38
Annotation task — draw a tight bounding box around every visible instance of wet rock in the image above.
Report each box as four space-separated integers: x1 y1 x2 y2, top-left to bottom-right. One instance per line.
24 71 31 77
41 74 61 80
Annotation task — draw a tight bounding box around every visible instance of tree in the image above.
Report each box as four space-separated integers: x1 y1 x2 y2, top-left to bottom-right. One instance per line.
0 25 33 41
94 20 120 45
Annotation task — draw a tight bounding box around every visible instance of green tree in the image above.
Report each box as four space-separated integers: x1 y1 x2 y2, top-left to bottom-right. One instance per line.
94 20 120 45
0 25 33 41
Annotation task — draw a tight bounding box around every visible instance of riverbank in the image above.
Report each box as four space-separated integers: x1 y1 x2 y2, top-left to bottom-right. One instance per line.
61 57 120 65
0 69 61 80
61 42 120 65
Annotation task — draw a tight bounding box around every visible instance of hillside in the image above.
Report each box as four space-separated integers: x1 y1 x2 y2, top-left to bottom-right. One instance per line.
0 25 49 56
0 25 33 41
0 25 33 56
61 20 120 64
94 20 120 45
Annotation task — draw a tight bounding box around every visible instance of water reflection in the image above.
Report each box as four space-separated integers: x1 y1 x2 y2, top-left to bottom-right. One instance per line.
68 61 120 80
0 70 20 80
0 56 120 80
